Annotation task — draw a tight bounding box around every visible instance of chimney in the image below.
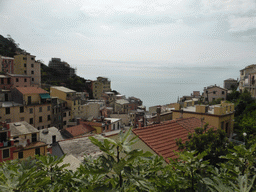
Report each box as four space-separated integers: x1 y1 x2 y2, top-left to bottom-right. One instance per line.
76 118 81 125
52 135 56 144
180 109 183 119
156 107 161 124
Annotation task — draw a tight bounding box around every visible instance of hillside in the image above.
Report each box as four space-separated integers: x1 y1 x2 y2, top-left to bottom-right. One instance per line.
0 34 24 57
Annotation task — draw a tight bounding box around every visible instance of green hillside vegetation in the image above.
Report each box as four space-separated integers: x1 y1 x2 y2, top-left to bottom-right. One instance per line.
0 128 255 192
0 35 24 57
41 63 89 93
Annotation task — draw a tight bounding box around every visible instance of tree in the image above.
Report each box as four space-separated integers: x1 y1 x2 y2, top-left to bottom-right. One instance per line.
176 125 233 166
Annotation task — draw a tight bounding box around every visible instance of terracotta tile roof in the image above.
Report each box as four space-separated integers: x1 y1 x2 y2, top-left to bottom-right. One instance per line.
16 87 48 95
65 124 96 137
132 117 214 163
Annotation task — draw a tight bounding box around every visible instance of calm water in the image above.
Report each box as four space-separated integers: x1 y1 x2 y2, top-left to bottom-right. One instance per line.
74 60 242 108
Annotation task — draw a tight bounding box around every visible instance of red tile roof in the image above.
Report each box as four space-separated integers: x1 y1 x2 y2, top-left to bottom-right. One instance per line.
132 117 214 163
16 87 48 95
65 124 96 137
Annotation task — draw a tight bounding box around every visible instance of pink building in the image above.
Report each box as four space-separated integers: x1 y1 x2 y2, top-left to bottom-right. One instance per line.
0 56 14 74
0 74 31 90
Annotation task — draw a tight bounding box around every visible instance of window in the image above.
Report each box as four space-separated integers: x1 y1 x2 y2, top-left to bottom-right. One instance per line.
32 78 34 82
29 108 33 114
31 70 34 74
221 122 224 130
39 116 42 122
28 96 31 105
74 100 76 105
5 119 11 123
16 78 19 82
63 112 66 117
39 107 42 112
7 78 10 84
32 133 37 142
47 106 50 111
213 91 216 94
24 78 27 82
5 107 10 114
47 115 51 121
69 111 71 116
222 91 225 94
24 63 27 67
24 70 27 74
20 106 24 113
23 57 27 60
29 118 33 124
3 149 9 159
18 151 23 159
113 124 115 130
64 121 66 125
31 64 34 67
1 78 3 84
35 148 40 156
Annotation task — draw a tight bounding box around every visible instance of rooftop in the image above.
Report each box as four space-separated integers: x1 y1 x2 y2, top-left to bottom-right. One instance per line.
9 121 39 137
64 124 96 137
16 87 48 95
1 56 14 60
51 86 76 93
57 136 103 161
132 117 214 163
116 99 129 105
39 127 67 145
105 118 122 123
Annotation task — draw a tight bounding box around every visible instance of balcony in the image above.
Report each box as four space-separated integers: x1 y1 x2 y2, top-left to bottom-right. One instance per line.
0 140 14 148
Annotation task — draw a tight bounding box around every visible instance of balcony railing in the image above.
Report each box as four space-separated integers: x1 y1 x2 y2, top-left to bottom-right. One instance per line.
0 140 14 148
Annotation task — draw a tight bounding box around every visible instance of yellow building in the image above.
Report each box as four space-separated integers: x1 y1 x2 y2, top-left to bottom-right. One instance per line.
14 53 41 87
50 86 80 119
93 77 111 99
9 121 47 160
5 87 52 129
172 101 235 137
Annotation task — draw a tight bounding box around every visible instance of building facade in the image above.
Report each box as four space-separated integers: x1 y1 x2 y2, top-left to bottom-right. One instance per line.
172 101 234 137
202 85 228 103
224 78 238 90
0 56 14 74
239 65 256 97
14 53 41 86
92 77 111 99
48 58 75 79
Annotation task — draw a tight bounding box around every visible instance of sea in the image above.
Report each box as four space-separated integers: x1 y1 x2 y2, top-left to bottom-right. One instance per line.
73 60 243 109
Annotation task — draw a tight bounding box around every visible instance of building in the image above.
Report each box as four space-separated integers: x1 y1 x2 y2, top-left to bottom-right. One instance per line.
51 97 71 129
92 77 111 99
202 85 228 103
52 136 103 161
224 78 238 90
172 101 234 137
39 127 67 153
115 99 130 114
0 56 14 74
0 74 32 90
62 122 96 138
48 58 75 79
239 65 256 97
104 118 122 131
0 122 16 162
11 87 52 129
132 117 214 163
8 121 47 161
14 53 41 87
50 86 81 119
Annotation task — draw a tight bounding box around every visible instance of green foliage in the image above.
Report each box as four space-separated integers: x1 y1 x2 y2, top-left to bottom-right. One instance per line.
0 34 22 57
0 128 256 191
177 125 232 166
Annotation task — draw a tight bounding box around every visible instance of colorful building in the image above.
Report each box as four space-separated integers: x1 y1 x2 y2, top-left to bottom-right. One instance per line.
0 56 14 74
14 53 41 87
172 101 234 137
92 77 111 99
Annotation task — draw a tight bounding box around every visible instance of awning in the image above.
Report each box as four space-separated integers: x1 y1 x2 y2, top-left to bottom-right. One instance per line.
40 93 51 99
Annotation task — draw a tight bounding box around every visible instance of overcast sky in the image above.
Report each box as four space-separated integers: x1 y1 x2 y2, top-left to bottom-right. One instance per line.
1 0 256 67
